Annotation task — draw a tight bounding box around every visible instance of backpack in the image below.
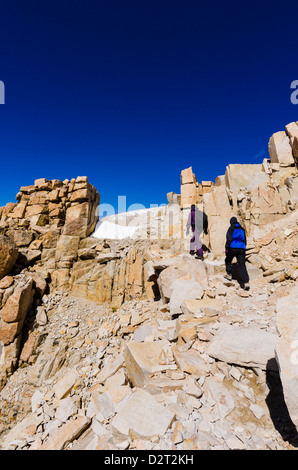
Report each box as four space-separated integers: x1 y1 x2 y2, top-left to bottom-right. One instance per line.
230 224 246 249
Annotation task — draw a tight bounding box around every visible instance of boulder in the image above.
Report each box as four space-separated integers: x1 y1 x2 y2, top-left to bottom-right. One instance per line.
181 297 224 316
38 416 91 450
0 276 34 387
206 323 279 370
285 121 298 140
0 277 34 325
0 235 18 280
181 167 196 185
268 131 294 166
172 345 210 376
224 164 264 194
157 258 208 303
168 278 204 315
111 388 175 439
275 285 298 427
52 369 80 400
124 340 171 387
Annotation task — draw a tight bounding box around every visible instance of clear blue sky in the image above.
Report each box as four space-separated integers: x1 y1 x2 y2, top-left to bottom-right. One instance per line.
1 0 298 212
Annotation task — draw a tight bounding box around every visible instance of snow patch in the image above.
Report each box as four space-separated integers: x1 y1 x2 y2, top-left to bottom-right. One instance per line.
92 206 166 240
93 220 139 240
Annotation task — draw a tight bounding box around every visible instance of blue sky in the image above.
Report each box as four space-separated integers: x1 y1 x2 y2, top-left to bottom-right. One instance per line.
1 1 298 211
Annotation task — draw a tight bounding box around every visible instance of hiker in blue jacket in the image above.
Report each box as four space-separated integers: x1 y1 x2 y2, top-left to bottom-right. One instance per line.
224 216 249 290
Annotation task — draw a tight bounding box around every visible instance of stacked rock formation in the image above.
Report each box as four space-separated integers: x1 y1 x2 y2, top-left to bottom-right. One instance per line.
180 167 214 207
0 176 100 388
176 121 298 256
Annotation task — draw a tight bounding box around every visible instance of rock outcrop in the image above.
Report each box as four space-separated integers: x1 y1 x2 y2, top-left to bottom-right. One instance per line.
0 176 99 389
275 285 298 427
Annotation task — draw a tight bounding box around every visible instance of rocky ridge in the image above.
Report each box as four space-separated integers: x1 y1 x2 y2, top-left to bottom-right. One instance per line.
0 122 298 450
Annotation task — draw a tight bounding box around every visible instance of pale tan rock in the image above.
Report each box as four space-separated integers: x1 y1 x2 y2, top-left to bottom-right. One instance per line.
181 297 224 316
275 285 298 427
26 272 48 298
96 353 125 383
169 278 204 315
124 340 171 387
47 189 60 202
64 202 90 238
0 321 19 345
0 235 18 280
285 121 298 139
6 229 34 247
76 176 89 184
157 258 208 303
34 178 51 189
55 397 78 422
181 167 196 185
111 388 175 439
172 345 209 376
10 201 28 219
0 413 39 449
19 330 41 363
171 421 185 444
224 164 264 193
25 204 47 218
268 131 294 166
52 369 80 399
204 377 235 420
90 390 115 420
55 234 80 268
250 183 284 227
19 184 35 194
180 183 199 207
0 276 14 289
125 246 143 299
29 191 49 205
1 278 33 324
207 323 279 370
38 416 91 450
181 182 198 199
69 188 90 202
203 185 231 217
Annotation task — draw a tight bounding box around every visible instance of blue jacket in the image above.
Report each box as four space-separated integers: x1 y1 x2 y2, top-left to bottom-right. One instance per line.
225 222 246 250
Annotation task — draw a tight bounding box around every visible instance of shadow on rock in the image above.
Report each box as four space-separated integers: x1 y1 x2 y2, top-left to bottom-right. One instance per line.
265 359 298 447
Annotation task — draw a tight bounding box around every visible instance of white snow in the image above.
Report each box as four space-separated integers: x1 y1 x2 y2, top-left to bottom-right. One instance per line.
93 220 139 240
92 206 167 240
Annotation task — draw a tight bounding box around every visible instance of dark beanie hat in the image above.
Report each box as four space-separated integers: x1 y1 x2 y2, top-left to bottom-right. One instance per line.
230 217 238 225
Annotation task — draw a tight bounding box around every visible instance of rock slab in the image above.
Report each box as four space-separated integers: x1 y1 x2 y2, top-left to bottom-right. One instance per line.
207 323 279 370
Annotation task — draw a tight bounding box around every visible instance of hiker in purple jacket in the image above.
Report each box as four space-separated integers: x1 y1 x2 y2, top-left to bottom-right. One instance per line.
186 205 208 259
